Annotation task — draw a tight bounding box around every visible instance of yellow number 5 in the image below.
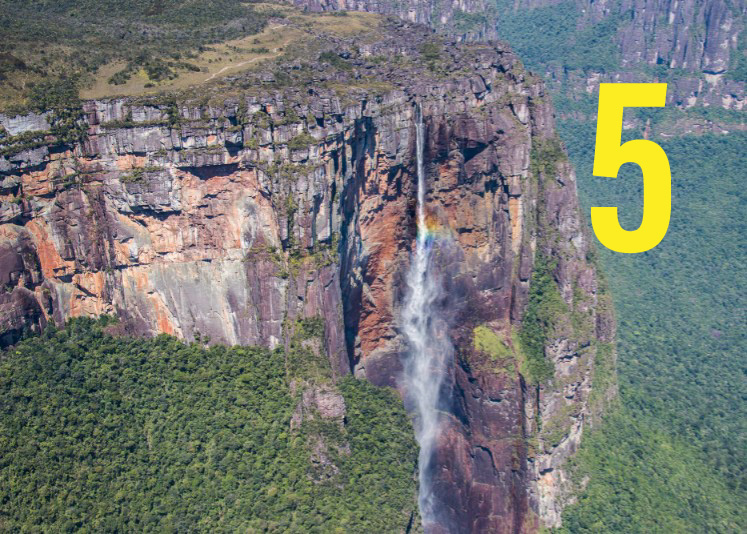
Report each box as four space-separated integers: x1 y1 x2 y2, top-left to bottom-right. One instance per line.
592 83 671 253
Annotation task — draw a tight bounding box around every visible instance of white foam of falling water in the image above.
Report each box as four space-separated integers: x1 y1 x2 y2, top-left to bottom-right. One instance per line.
401 104 453 528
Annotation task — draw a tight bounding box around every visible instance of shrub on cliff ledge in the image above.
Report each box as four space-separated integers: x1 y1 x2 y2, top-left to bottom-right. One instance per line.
471 325 516 376
287 132 317 151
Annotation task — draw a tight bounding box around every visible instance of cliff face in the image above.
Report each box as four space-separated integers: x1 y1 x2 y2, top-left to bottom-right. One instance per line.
531 0 746 110
291 0 746 110
287 0 494 40
0 17 614 532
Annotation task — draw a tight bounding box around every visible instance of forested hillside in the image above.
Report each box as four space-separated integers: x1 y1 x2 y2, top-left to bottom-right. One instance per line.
485 3 746 530
555 128 746 532
0 318 418 532
488 0 745 112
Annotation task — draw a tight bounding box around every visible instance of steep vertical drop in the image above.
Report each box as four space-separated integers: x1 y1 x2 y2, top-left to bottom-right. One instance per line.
401 104 454 529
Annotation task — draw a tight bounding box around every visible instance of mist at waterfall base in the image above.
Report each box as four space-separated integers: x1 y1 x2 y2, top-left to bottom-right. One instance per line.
401 106 454 530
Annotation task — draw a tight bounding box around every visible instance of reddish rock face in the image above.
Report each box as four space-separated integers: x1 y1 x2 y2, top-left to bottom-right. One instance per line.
0 21 615 533
338 85 615 531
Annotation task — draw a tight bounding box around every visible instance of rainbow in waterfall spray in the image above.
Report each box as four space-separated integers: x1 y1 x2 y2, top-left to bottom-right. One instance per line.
401 103 454 528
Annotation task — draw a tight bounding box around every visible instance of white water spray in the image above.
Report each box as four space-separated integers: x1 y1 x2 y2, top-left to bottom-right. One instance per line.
401 104 453 527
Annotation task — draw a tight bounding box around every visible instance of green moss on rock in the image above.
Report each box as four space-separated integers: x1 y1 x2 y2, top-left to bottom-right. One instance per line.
519 253 566 383
472 325 516 375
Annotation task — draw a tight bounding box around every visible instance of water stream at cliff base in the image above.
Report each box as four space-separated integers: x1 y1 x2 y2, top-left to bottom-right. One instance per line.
401 104 454 529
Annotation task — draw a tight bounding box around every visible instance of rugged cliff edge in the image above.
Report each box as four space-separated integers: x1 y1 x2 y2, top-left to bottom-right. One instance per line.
290 0 745 111
0 15 615 532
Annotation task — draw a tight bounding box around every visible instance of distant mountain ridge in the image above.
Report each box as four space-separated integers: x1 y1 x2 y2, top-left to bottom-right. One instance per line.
288 0 746 110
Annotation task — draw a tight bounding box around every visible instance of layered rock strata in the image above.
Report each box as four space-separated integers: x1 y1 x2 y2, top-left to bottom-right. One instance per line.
0 16 614 532
290 0 746 110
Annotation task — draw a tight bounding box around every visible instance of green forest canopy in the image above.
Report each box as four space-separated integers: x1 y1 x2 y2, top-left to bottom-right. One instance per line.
0 317 418 532
555 126 746 532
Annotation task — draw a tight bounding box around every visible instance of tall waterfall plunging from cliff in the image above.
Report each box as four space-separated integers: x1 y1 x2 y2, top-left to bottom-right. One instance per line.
402 104 453 528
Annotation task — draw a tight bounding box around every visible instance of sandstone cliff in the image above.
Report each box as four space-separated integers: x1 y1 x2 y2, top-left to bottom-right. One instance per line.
287 0 493 40
290 0 746 110
526 0 746 110
0 16 614 532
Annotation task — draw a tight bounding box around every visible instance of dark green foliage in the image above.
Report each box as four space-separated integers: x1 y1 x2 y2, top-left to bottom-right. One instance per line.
451 11 487 34
0 317 417 532
558 411 745 533
495 2 577 68
419 41 443 72
531 136 567 178
27 78 80 112
727 30 747 82
287 132 317 151
520 254 563 383
419 42 442 62
494 1 621 73
0 130 48 157
556 122 747 530
108 69 132 86
286 317 332 383
334 377 420 530
297 317 325 339
105 56 202 86
0 52 26 79
318 51 352 72
588 341 615 409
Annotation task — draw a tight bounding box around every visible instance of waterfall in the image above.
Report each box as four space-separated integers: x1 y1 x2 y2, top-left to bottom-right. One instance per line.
402 104 453 528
